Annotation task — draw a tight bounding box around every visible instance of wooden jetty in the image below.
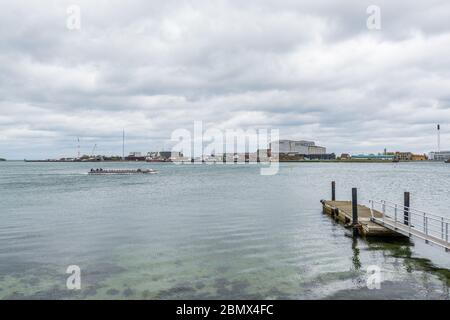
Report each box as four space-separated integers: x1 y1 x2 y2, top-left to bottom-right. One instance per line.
321 182 450 251
321 200 401 237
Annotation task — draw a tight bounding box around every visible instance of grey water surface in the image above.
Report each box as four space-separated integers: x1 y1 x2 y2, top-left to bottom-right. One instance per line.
0 161 449 299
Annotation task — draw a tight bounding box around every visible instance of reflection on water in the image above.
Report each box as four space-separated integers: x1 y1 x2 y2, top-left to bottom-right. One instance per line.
351 238 361 271
0 161 449 299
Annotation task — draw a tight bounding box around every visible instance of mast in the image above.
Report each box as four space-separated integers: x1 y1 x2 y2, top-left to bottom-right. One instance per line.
122 129 125 160
77 137 80 159
437 124 441 155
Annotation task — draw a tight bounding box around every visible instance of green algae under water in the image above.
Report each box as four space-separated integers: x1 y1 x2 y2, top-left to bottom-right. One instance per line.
0 161 449 299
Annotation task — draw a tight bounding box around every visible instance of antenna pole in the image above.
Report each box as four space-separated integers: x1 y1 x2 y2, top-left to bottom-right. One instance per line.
122 129 125 160
77 137 80 159
437 124 441 155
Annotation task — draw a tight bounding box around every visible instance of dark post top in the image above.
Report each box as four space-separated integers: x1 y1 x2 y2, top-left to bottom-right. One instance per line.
352 188 358 225
351 188 358 237
331 181 336 201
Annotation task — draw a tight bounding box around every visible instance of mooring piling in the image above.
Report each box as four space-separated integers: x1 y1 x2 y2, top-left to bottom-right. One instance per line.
404 191 410 226
331 181 336 201
321 182 450 252
352 188 358 236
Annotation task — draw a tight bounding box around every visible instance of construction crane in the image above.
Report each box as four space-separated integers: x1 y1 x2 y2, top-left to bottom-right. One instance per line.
77 137 80 159
91 144 97 157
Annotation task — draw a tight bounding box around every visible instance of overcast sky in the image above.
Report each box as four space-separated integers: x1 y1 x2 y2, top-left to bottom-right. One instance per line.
1 0 450 159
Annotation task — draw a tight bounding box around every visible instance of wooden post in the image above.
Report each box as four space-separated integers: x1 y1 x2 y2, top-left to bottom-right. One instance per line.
446 223 449 252
352 188 358 236
331 181 336 201
404 192 410 226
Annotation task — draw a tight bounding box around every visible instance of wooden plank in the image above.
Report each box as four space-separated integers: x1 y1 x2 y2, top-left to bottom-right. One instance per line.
321 200 403 237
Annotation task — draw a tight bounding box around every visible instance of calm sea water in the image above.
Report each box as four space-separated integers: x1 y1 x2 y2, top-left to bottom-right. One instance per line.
0 161 449 299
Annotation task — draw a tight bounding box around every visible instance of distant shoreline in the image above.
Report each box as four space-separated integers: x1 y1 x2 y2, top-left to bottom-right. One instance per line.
277 159 429 163
7 159 438 164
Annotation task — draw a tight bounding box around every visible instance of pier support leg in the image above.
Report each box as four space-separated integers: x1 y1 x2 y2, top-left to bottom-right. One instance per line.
352 188 358 237
404 192 410 226
331 181 336 201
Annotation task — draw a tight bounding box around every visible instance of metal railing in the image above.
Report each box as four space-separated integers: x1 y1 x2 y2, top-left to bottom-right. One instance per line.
369 199 450 251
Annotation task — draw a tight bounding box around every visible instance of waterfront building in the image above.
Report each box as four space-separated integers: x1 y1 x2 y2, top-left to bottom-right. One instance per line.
429 151 450 161
411 154 428 161
146 151 183 161
269 139 335 160
129 152 142 157
305 153 335 160
146 151 159 159
270 140 327 155
382 151 428 161
271 140 317 154
223 153 237 162
395 152 429 161
126 152 146 161
247 152 259 162
351 154 395 160
395 152 413 161
158 151 174 159
307 145 326 155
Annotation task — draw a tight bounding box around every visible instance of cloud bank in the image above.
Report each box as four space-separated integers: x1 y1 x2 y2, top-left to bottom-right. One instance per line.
1 0 450 159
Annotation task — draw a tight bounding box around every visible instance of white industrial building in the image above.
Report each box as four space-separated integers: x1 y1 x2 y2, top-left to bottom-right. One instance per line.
270 140 326 155
429 151 450 161
429 124 449 161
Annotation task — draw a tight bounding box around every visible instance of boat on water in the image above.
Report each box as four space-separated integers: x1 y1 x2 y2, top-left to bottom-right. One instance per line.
88 168 157 175
445 159 450 163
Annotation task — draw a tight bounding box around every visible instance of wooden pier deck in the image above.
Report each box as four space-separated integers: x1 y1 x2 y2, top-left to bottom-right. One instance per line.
320 200 403 237
321 183 450 251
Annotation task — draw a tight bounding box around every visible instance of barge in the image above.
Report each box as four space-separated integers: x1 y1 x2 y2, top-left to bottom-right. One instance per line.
88 168 157 175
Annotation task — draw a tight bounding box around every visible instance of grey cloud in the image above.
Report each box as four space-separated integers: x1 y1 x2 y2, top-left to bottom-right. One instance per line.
1 0 450 159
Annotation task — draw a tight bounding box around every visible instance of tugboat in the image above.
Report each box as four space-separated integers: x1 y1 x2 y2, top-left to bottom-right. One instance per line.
88 168 157 175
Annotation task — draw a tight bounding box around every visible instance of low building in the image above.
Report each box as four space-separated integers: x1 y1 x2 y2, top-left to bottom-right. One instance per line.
339 153 351 160
126 152 146 161
351 154 395 160
411 154 428 161
158 151 173 159
429 151 450 161
129 152 142 157
223 153 238 162
305 153 335 160
395 152 413 161
146 151 183 161
308 145 326 155
385 151 428 161
270 140 328 156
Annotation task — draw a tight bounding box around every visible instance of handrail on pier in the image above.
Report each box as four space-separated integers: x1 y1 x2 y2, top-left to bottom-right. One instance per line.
369 199 450 252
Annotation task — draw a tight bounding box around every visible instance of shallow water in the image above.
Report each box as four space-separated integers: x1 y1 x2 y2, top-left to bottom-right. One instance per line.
0 161 449 299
